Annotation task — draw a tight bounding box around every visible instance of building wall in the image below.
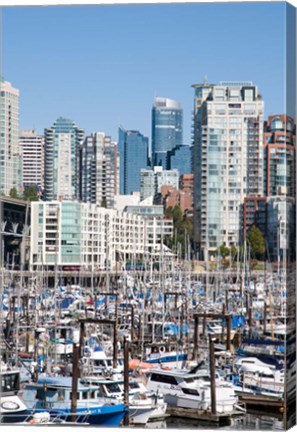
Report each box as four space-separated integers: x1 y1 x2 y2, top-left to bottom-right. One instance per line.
243 197 267 239
140 166 179 201
192 81 264 258
0 79 21 195
266 196 295 262
30 201 172 270
44 117 84 201
161 184 193 215
264 115 296 198
19 130 44 192
152 97 183 168
81 132 119 208
168 144 192 175
118 127 148 195
180 173 193 190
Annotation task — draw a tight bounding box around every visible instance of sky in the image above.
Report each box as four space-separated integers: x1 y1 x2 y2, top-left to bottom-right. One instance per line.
1 2 292 149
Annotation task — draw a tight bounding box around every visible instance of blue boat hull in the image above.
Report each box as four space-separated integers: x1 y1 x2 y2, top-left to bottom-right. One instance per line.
50 404 126 426
146 353 187 364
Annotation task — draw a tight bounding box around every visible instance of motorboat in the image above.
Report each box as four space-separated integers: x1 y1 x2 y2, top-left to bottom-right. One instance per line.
0 365 31 423
80 375 167 425
145 368 245 416
21 376 126 426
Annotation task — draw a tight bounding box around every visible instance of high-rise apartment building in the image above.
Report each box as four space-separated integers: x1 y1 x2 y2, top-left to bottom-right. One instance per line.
81 132 119 208
140 166 179 201
192 80 264 258
44 117 84 201
152 97 183 168
19 130 44 192
0 79 21 195
264 115 296 198
243 115 296 261
118 127 149 195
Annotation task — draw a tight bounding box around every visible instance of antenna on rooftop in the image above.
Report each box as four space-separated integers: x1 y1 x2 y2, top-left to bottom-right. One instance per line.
203 75 209 84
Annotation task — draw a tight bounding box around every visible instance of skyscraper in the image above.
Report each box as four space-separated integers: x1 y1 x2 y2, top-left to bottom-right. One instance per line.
0 79 21 195
19 130 44 193
152 97 183 168
81 132 119 208
44 117 84 201
167 144 192 175
192 81 264 259
118 127 149 195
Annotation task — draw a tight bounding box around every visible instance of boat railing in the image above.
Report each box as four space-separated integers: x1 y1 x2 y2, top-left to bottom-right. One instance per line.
0 410 90 425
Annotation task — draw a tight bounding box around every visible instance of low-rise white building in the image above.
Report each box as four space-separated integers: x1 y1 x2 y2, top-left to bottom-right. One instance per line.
30 200 173 270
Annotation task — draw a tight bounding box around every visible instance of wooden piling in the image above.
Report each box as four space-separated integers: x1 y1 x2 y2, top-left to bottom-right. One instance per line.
209 335 216 415
79 321 85 359
138 315 142 341
71 343 79 423
202 314 206 337
263 302 267 334
226 315 231 351
193 316 198 361
123 337 129 426
113 320 118 369
131 305 134 341
225 290 229 312
248 298 253 339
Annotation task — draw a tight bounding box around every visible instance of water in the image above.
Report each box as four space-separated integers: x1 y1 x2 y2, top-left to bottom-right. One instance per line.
145 412 290 430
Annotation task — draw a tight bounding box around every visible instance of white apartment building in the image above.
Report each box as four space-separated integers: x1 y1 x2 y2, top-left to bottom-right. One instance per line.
192 81 264 258
140 166 179 200
19 130 44 192
30 201 172 270
0 79 21 195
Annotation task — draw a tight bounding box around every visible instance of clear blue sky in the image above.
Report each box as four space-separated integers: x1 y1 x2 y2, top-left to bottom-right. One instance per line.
1 2 290 148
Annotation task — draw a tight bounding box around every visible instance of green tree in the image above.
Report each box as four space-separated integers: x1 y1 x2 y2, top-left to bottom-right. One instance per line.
23 186 39 201
164 205 194 258
9 187 19 199
230 245 238 260
246 225 266 260
217 244 230 258
101 198 107 208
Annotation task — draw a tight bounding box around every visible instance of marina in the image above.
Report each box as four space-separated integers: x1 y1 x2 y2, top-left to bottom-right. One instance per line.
0 256 295 428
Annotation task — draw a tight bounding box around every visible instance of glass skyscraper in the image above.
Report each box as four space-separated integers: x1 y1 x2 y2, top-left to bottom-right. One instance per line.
44 117 84 201
118 127 149 195
168 144 192 176
152 97 183 168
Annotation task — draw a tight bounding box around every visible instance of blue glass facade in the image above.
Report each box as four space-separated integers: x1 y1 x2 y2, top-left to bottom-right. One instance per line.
118 127 149 195
168 145 192 176
152 97 183 168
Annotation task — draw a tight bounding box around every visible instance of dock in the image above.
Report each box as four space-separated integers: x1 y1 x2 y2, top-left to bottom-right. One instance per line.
166 406 245 425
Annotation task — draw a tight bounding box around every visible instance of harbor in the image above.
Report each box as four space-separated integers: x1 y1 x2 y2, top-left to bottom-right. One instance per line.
0 256 295 428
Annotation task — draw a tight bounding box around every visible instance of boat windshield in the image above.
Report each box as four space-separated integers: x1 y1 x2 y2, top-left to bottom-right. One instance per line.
184 377 195 383
105 383 122 393
129 382 140 390
1 373 20 393
182 388 200 396
94 360 106 367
